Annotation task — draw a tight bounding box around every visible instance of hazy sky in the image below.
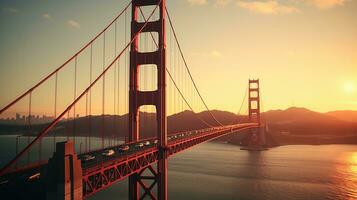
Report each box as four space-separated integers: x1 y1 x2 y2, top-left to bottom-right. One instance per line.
0 0 356 116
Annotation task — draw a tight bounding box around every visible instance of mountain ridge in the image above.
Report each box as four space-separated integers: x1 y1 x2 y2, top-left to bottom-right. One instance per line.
1 107 357 140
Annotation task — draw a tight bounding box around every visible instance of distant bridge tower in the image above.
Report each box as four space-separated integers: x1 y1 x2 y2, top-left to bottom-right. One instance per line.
129 0 168 199
248 79 260 124
243 79 267 150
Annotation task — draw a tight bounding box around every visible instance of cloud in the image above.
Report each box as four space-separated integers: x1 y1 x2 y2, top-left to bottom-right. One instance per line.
3 7 19 14
186 0 348 10
211 50 223 58
237 1 300 14
42 13 51 19
343 100 357 105
187 0 232 6
192 50 223 58
306 0 347 9
67 20 80 29
187 0 208 6
214 0 232 6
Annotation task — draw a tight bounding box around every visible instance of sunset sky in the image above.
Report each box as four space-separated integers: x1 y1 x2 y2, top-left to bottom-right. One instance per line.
0 0 356 116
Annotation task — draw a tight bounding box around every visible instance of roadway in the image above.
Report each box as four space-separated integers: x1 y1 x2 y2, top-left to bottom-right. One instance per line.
0 126 227 188
79 126 225 170
0 123 257 198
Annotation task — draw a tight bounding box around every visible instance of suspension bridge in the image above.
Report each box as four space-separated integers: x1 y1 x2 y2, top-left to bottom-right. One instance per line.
0 0 268 199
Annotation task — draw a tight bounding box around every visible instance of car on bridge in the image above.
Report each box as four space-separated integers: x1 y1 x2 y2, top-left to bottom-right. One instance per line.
0 179 8 186
102 149 115 156
144 141 150 146
168 135 176 140
136 143 144 148
81 155 95 162
28 173 40 181
118 145 129 151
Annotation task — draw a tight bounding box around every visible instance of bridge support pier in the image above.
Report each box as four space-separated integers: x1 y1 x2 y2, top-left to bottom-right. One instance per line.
157 149 168 200
41 141 82 200
241 127 268 151
129 154 167 200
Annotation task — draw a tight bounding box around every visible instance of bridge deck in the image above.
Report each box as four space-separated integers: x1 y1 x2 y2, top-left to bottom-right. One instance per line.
0 123 257 198
82 123 256 198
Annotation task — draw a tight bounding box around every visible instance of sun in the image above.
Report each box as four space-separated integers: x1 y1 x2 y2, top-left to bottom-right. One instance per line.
343 82 355 94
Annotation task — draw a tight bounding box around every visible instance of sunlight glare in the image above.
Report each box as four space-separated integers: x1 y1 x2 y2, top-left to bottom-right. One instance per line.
343 82 355 94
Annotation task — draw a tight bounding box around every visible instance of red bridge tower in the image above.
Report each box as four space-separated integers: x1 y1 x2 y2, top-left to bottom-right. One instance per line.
243 79 267 150
248 79 260 124
129 0 168 199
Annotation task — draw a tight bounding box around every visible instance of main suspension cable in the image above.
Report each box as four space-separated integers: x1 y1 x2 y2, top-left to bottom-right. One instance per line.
0 0 161 176
0 1 132 115
165 7 224 127
138 7 214 128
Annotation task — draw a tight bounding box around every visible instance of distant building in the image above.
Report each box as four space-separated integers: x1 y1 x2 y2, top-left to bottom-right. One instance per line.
0 113 55 125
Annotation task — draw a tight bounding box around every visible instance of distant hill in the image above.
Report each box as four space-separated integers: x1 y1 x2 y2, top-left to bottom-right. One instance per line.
1 107 357 143
263 107 336 124
227 107 357 145
0 110 245 139
326 110 357 123
262 107 357 135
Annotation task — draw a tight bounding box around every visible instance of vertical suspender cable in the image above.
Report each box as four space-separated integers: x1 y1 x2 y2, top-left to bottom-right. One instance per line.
0 2 136 174
113 20 117 147
85 92 88 153
230 84 248 125
124 8 128 143
0 1 132 117
165 7 223 127
27 92 32 165
102 32 106 149
89 43 93 151
15 136 19 169
73 56 77 147
117 44 121 145
66 110 70 141
179 50 185 131
54 72 58 150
